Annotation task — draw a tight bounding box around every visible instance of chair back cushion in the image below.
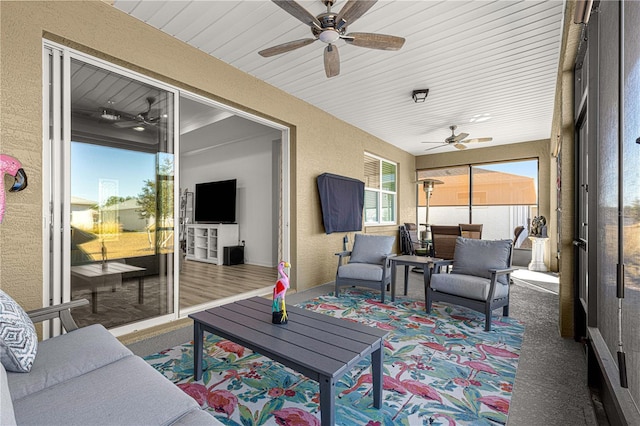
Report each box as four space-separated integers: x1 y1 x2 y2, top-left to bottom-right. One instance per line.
452 237 512 284
349 234 395 265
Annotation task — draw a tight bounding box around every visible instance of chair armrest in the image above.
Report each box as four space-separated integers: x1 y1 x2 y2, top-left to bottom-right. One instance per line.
27 299 89 332
488 267 515 276
432 259 454 273
335 251 352 257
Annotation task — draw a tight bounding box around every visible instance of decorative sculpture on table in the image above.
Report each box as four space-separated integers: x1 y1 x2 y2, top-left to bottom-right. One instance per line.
0 154 28 224
272 261 291 324
531 215 548 237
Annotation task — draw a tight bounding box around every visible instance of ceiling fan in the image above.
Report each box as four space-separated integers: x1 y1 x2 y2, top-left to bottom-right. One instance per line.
422 125 493 151
112 97 162 130
259 0 405 78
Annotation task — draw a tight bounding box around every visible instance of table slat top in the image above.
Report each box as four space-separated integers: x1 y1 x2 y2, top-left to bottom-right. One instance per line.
70 262 145 277
190 296 388 378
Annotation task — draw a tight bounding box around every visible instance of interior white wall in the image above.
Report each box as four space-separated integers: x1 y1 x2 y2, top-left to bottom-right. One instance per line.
181 135 279 267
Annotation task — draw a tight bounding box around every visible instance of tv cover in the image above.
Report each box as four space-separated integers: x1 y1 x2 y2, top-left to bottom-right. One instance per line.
317 173 364 234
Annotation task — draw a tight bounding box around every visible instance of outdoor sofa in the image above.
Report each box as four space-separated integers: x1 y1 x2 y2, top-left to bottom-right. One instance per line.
0 294 221 425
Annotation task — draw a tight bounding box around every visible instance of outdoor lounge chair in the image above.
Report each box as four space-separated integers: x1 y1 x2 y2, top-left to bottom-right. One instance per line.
426 237 514 331
335 233 395 302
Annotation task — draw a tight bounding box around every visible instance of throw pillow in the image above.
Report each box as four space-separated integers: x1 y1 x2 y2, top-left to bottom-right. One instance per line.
0 290 38 373
349 234 395 265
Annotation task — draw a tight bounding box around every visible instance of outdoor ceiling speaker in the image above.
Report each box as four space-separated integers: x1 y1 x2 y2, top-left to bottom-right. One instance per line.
223 246 244 266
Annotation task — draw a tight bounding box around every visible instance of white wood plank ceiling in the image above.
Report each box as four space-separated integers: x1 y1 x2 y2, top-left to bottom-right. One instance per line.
112 0 565 155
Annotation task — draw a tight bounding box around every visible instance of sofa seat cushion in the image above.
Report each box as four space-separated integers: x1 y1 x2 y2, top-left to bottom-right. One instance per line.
430 273 509 301
12 356 201 426
338 263 384 281
7 324 132 400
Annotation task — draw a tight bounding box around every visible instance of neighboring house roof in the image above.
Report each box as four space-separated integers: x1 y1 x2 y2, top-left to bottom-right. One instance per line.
71 196 97 207
102 199 140 211
418 169 537 206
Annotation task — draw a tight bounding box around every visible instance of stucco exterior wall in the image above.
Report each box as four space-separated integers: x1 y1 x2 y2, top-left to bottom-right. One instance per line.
0 1 415 316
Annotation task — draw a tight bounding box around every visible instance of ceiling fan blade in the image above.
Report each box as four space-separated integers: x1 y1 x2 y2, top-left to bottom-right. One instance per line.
421 141 444 144
454 143 467 150
424 144 446 152
324 44 340 78
272 0 321 28
336 0 377 29
344 32 405 50
452 132 469 143
258 38 317 57
462 137 493 144
113 120 140 128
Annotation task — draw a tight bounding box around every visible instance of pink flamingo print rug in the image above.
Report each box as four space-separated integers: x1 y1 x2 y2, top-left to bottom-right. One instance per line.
145 289 524 425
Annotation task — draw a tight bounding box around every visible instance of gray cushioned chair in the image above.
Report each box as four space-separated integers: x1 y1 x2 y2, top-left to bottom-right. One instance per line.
426 237 514 331
335 233 396 302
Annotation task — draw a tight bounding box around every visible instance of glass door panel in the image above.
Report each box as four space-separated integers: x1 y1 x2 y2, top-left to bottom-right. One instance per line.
623 0 640 406
69 58 175 329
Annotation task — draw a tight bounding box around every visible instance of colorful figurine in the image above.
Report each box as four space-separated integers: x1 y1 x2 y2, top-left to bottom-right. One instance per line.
272 261 291 324
0 154 28 224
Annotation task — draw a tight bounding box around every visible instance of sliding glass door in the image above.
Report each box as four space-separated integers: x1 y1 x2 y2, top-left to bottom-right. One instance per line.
44 43 179 333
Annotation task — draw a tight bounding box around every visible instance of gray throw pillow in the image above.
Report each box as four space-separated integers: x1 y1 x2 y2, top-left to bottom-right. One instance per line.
452 237 512 285
0 290 38 373
349 234 395 265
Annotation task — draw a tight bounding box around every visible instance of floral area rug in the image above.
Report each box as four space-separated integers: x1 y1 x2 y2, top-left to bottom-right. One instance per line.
144 290 524 425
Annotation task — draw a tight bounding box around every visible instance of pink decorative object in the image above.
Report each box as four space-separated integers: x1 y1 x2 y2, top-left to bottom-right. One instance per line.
272 260 290 324
0 154 28 223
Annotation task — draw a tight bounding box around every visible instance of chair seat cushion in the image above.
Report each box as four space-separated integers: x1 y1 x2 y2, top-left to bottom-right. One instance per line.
452 238 512 285
338 263 384 281
430 273 509 301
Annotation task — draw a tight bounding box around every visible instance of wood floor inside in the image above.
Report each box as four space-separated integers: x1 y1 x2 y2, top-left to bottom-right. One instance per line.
179 260 277 308
71 261 277 329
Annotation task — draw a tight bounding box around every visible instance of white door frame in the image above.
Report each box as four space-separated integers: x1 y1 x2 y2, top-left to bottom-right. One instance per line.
42 41 290 336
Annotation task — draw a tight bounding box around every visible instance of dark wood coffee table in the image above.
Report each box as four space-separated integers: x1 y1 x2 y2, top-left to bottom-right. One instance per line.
189 296 388 426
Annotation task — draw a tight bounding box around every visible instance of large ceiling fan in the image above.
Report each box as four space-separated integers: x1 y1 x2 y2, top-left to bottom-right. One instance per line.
259 0 405 77
422 125 493 151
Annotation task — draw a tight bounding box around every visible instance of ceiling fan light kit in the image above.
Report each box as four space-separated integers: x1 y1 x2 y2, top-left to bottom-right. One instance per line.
412 89 429 103
260 0 405 77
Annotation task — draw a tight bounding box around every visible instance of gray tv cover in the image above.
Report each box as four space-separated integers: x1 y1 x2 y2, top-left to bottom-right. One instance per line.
317 173 364 234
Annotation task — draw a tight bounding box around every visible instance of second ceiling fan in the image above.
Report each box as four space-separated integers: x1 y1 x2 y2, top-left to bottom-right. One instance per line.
422 125 493 151
259 0 405 77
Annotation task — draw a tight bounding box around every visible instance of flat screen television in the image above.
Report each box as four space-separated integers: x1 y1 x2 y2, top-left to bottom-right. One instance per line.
194 179 237 223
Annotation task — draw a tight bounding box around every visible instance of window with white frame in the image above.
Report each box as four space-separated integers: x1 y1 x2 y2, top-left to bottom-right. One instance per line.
364 153 397 225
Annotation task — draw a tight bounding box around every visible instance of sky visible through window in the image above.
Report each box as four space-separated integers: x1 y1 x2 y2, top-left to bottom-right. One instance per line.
71 142 155 203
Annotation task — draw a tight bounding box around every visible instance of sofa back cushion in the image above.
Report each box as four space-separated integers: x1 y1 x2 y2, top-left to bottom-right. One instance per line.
452 237 512 285
349 234 395 265
0 290 37 373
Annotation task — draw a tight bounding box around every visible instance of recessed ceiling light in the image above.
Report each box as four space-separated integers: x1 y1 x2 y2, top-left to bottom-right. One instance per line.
470 113 491 123
132 126 145 132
